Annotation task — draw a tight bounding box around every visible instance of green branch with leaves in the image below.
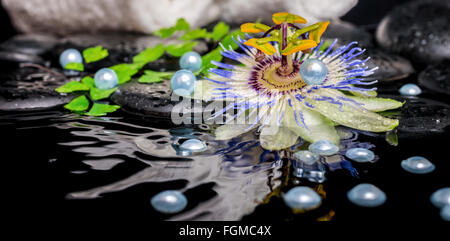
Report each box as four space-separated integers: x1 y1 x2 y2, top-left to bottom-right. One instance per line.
56 18 244 116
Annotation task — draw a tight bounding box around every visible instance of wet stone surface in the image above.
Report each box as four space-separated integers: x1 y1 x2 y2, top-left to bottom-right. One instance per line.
392 95 450 135
329 41 414 82
60 33 207 54
111 79 207 118
364 49 415 82
0 67 74 111
0 33 210 112
323 21 373 48
0 51 45 65
418 62 450 95
376 0 450 65
0 34 59 56
0 34 58 66
52 33 207 72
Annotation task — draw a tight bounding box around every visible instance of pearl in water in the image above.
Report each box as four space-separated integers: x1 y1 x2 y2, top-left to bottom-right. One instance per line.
308 140 339 156
151 190 187 214
283 186 322 210
347 183 386 207
401 156 435 174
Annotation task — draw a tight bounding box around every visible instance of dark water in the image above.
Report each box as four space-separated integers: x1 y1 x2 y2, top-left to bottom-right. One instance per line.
2 103 448 223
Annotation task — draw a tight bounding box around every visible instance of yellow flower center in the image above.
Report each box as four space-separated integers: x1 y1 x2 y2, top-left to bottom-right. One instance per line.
250 59 306 94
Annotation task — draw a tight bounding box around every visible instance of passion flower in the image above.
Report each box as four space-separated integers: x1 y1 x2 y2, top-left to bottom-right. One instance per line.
196 12 402 150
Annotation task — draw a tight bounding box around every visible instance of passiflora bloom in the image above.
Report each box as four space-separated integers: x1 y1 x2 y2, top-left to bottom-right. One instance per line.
196 12 402 150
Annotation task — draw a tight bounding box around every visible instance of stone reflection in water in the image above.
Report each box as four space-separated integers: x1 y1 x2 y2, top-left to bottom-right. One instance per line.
56 117 283 220
82 158 124 171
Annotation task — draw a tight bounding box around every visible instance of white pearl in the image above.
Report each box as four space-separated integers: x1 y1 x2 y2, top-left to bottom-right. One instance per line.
59 48 83 68
151 190 187 214
283 186 322 210
300 59 328 85
399 83 421 96
180 139 207 152
347 183 386 207
401 156 435 174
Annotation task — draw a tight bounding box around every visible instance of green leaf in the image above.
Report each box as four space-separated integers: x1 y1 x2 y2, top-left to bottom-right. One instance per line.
86 103 120 116
64 95 90 111
220 29 245 50
179 28 208 41
153 27 176 38
200 48 222 75
109 63 141 84
153 18 190 38
81 76 95 88
165 41 198 57
55 81 89 93
138 70 172 83
133 44 165 64
212 21 230 41
82 46 109 63
90 87 118 101
344 96 404 112
175 18 190 31
65 62 84 71
308 89 399 132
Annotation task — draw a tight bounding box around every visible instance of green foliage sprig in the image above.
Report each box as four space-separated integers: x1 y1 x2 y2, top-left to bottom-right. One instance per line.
56 19 244 116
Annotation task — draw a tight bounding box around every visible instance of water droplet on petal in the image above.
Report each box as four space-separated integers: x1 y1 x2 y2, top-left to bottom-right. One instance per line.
345 148 375 163
283 186 322 210
401 156 435 174
399 83 422 96
308 140 339 156
347 183 386 207
430 187 450 208
180 139 207 152
151 190 187 214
